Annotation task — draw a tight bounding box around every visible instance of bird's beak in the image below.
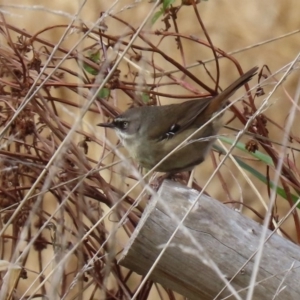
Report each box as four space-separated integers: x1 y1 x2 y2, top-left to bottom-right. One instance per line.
96 122 115 128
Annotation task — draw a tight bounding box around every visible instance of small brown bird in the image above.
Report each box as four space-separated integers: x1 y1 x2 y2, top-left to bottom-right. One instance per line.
98 67 258 172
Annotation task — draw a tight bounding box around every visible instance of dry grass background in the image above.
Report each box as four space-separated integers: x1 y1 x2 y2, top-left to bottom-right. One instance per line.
0 0 300 299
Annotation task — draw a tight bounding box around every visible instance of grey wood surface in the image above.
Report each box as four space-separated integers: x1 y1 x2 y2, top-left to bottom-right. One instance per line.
119 180 300 299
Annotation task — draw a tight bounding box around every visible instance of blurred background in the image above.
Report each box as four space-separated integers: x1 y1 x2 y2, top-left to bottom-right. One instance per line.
1 0 300 299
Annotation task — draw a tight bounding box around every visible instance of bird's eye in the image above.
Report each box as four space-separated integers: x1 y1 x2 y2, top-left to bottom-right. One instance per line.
121 121 129 129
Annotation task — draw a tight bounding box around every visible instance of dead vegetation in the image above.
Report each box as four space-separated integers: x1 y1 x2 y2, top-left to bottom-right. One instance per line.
0 1 300 299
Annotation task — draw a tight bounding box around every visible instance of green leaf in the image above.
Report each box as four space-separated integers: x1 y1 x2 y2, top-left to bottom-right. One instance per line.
151 0 175 24
83 64 98 75
141 93 150 103
98 88 110 99
163 0 176 10
83 51 100 75
235 157 300 208
213 142 299 207
89 51 100 62
219 136 274 166
152 9 164 24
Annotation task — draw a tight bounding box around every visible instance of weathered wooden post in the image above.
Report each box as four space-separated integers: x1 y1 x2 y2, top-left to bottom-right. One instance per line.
119 180 300 299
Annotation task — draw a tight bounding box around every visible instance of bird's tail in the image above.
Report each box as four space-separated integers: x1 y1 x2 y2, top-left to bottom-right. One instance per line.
205 66 258 116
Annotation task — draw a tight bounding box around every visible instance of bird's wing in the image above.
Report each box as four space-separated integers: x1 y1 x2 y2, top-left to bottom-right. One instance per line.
146 97 213 141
